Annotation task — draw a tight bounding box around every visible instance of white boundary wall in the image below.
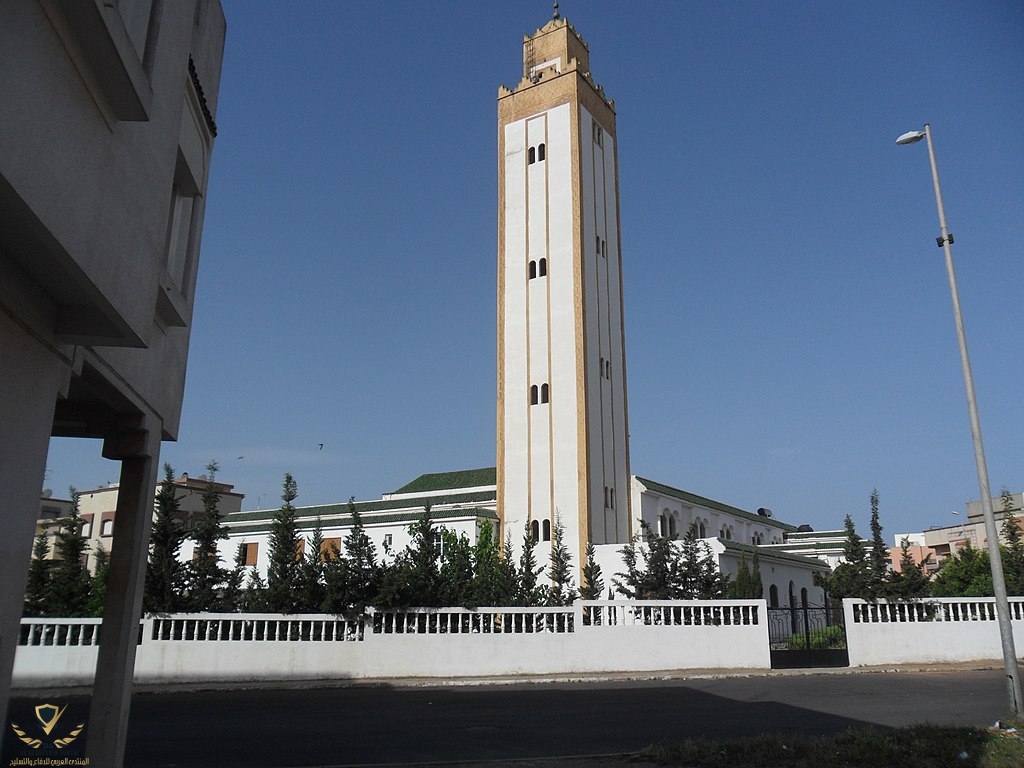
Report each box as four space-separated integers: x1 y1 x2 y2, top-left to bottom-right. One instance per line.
844 597 1024 666
13 601 768 687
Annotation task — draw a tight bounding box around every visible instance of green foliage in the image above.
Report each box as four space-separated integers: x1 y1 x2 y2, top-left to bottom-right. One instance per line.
186 461 229 611
438 529 475 606
614 521 726 600
932 542 994 597
579 541 604 601
883 537 932 600
46 488 92 617
640 724 1024 768
219 542 248 612
242 568 268 612
85 543 110 617
23 532 51 617
868 489 889 585
820 514 874 600
297 518 328 612
1000 487 1024 596
378 509 441 608
266 473 301 613
546 514 576 606
324 499 382 616
145 463 186 613
468 521 511 606
787 624 845 650
517 521 545 605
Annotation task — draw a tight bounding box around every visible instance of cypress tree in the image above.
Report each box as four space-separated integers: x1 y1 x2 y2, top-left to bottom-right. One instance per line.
47 488 92 617
266 473 301 613
297 518 328 612
145 463 186 613
868 489 889 591
186 461 229 611
546 514 576 606
579 541 604 601
24 532 52 617
517 520 544 605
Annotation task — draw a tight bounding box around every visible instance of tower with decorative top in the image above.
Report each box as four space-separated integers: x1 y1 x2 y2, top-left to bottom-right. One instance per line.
496 8 632 570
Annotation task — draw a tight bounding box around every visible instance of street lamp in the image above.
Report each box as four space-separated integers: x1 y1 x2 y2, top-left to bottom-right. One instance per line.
897 124 1022 715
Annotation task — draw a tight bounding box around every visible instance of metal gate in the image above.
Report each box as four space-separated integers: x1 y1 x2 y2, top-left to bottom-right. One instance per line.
767 602 848 669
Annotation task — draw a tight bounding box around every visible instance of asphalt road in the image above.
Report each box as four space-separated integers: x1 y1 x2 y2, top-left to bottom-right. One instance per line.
10 668 1010 767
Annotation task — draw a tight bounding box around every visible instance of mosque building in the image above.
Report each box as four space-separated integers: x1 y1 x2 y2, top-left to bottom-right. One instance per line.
216 11 829 605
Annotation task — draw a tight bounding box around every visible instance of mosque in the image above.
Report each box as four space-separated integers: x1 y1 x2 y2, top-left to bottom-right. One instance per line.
221 12 828 606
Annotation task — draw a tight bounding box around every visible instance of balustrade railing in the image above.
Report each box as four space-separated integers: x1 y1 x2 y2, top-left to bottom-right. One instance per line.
849 597 1024 624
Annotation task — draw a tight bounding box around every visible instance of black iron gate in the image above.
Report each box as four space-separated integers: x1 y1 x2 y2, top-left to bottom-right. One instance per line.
767 602 848 669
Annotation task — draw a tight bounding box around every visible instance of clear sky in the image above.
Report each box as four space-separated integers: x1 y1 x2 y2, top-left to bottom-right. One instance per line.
46 1 1023 541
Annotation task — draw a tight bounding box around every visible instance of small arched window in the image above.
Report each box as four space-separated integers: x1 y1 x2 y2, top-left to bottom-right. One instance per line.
538 258 547 277
801 587 809 607
698 520 707 538
542 519 551 541
610 487 615 510
540 383 549 403
769 584 779 608
530 385 539 405
537 143 546 162
528 146 536 165
604 486 609 508
529 260 537 279
531 520 540 542
668 515 677 538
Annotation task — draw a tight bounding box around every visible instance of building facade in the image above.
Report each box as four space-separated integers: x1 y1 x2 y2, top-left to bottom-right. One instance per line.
497 15 632 570
0 2 225 763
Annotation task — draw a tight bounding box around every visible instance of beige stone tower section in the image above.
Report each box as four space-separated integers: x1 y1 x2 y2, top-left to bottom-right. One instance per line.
496 15 632 573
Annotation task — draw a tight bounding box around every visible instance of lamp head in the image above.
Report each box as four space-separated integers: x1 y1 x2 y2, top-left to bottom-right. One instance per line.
896 130 927 145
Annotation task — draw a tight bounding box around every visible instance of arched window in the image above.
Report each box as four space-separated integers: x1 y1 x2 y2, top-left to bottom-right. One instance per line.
604 486 609 508
530 385 539 405
538 258 547 277
540 383 549 403
542 519 551 541
599 356 605 376
605 359 611 378
529 260 537 279
698 520 707 538
531 520 540 543
801 587 809 607
668 515 677 538
528 146 536 164
610 487 615 509
537 143 546 162
769 584 779 608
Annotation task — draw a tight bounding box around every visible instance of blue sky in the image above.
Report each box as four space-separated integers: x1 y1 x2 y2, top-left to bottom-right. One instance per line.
47 1 1023 541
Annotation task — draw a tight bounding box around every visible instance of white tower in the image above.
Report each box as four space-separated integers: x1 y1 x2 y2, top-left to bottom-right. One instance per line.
497 14 631 569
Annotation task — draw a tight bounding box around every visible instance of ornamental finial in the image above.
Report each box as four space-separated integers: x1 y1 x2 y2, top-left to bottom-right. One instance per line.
553 2 560 21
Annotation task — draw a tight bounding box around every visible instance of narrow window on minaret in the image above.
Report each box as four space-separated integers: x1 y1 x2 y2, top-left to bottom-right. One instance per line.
538 258 547 277
542 519 551 541
537 143 546 162
528 147 536 165
540 383 549 403
599 356 605 376
604 487 609 508
529 260 537 279
531 520 540 543
595 235 600 256
610 488 616 510
530 385 539 405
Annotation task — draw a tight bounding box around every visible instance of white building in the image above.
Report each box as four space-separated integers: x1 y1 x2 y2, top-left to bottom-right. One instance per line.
497 14 632 569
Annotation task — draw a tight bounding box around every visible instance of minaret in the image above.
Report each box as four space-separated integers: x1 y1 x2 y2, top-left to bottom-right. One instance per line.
496 14 631 570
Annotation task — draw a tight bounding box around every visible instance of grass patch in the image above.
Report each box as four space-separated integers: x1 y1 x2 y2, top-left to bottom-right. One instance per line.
638 722 1024 767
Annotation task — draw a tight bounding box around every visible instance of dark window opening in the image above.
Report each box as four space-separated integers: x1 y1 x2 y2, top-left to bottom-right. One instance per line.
530 385 539 405
537 143 546 162
528 146 536 164
540 383 549 403
542 519 551 541
529 260 537 279
538 258 547 277
531 520 540 543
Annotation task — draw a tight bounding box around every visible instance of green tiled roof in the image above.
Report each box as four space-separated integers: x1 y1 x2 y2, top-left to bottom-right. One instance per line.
635 476 799 533
391 467 496 495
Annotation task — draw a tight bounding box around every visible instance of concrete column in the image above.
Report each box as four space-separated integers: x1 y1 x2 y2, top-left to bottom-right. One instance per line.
0 315 65 756
86 419 161 768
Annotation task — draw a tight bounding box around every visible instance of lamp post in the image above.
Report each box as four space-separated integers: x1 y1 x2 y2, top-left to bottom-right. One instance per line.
897 124 1022 715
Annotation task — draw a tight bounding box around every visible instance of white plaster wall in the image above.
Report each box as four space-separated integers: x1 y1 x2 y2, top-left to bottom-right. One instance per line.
844 598 1024 666
13 604 770 687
